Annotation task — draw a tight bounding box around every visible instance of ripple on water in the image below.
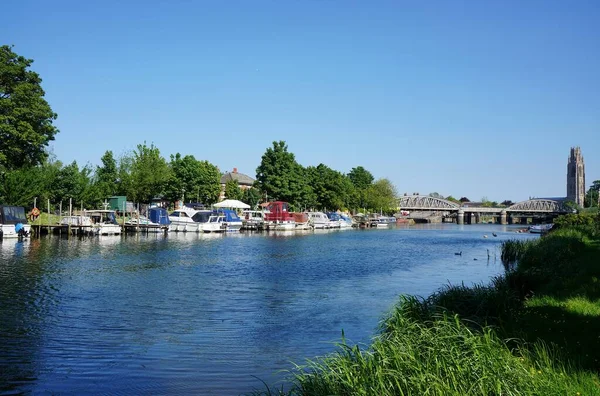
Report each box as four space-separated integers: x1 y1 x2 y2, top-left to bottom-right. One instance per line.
0 225 537 393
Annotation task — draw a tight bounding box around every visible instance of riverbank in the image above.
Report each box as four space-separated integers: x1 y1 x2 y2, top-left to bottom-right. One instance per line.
257 220 600 394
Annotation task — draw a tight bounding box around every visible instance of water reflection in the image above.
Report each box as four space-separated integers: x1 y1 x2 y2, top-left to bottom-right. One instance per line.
0 225 537 393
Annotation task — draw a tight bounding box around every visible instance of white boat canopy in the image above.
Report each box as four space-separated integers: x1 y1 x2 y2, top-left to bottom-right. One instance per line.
213 199 250 209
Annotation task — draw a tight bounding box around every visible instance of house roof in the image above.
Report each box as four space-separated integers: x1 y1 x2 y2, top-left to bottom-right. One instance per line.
220 168 255 186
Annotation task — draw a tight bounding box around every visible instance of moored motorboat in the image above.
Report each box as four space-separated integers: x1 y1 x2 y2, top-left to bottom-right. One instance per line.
214 209 243 232
203 215 227 233
0 205 31 239
169 208 212 232
85 210 121 235
529 224 553 234
293 212 310 230
242 210 266 230
264 201 296 231
307 211 331 229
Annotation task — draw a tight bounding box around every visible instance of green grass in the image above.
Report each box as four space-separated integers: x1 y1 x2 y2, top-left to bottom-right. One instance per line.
29 212 61 225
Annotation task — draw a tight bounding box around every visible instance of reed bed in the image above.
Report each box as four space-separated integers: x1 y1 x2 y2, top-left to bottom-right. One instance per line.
500 239 537 271
252 297 596 396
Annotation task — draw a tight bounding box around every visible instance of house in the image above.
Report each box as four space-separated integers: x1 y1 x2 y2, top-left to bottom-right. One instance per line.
219 168 255 201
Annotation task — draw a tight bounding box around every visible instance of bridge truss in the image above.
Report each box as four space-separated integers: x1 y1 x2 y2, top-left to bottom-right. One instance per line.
506 199 569 213
398 196 460 211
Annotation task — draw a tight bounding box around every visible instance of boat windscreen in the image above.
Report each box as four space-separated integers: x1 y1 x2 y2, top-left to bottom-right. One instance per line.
192 211 212 223
1 206 27 224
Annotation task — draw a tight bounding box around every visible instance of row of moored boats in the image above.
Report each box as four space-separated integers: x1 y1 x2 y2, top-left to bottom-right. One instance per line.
0 202 398 239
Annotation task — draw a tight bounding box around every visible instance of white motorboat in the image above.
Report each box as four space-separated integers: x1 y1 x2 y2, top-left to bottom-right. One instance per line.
169 208 212 232
215 209 243 232
242 210 266 230
529 224 553 234
0 205 31 239
86 210 122 235
306 211 332 229
370 217 389 228
203 215 227 233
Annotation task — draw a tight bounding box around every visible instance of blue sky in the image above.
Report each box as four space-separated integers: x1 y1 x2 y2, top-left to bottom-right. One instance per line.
4 0 599 202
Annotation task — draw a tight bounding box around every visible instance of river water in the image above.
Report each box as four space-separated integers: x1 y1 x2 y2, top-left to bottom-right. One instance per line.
0 224 535 394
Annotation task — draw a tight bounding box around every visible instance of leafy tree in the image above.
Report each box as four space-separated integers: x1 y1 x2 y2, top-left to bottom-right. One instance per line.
255 141 310 208
0 160 60 208
584 180 600 208
306 164 355 210
224 179 243 200
501 200 515 207
445 195 460 203
459 197 471 203
196 160 221 205
95 150 118 199
429 192 442 198
364 178 398 213
348 166 374 208
564 200 580 213
0 45 59 172
129 142 171 203
348 166 374 190
50 161 93 208
163 153 220 204
115 152 134 197
242 187 262 209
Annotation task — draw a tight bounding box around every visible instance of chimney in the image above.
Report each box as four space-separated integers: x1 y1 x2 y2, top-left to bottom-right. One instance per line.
233 168 238 173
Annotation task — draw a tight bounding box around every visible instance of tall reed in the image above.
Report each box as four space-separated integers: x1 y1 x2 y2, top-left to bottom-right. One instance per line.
257 297 596 396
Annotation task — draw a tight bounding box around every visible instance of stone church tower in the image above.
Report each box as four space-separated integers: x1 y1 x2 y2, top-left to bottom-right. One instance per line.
567 147 585 206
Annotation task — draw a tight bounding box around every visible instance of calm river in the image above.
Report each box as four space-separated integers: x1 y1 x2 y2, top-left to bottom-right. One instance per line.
0 224 535 394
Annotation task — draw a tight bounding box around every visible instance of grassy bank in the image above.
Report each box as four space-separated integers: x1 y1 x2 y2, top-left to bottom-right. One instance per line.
253 218 600 395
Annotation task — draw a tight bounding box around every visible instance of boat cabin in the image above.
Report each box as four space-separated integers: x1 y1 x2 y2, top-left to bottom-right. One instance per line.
0 205 28 225
86 210 119 225
264 201 294 223
0 205 32 238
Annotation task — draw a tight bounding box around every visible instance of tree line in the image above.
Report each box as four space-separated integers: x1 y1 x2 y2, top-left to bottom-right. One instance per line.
0 140 399 213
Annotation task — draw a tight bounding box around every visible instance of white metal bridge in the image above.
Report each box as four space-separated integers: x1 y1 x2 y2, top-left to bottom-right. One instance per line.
398 196 570 214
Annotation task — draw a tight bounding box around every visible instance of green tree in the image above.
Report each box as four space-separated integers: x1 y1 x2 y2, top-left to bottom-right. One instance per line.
115 152 134 197
95 150 118 199
255 141 310 208
129 142 170 203
242 187 262 209
196 160 221 205
163 155 220 205
306 164 355 211
224 179 243 200
584 180 600 208
445 195 460 204
50 161 93 208
0 160 60 208
364 178 398 213
0 45 59 172
348 166 374 209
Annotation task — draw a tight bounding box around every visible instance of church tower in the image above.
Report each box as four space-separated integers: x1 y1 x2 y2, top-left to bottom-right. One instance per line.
567 147 585 207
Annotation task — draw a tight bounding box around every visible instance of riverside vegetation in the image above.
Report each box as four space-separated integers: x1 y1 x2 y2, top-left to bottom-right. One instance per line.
253 212 600 395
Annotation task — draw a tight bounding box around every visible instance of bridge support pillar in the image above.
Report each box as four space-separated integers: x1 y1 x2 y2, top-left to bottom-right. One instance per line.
500 211 507 225
457 209 464 225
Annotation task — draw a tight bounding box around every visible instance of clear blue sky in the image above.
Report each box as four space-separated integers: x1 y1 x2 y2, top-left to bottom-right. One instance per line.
4 0 599 202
